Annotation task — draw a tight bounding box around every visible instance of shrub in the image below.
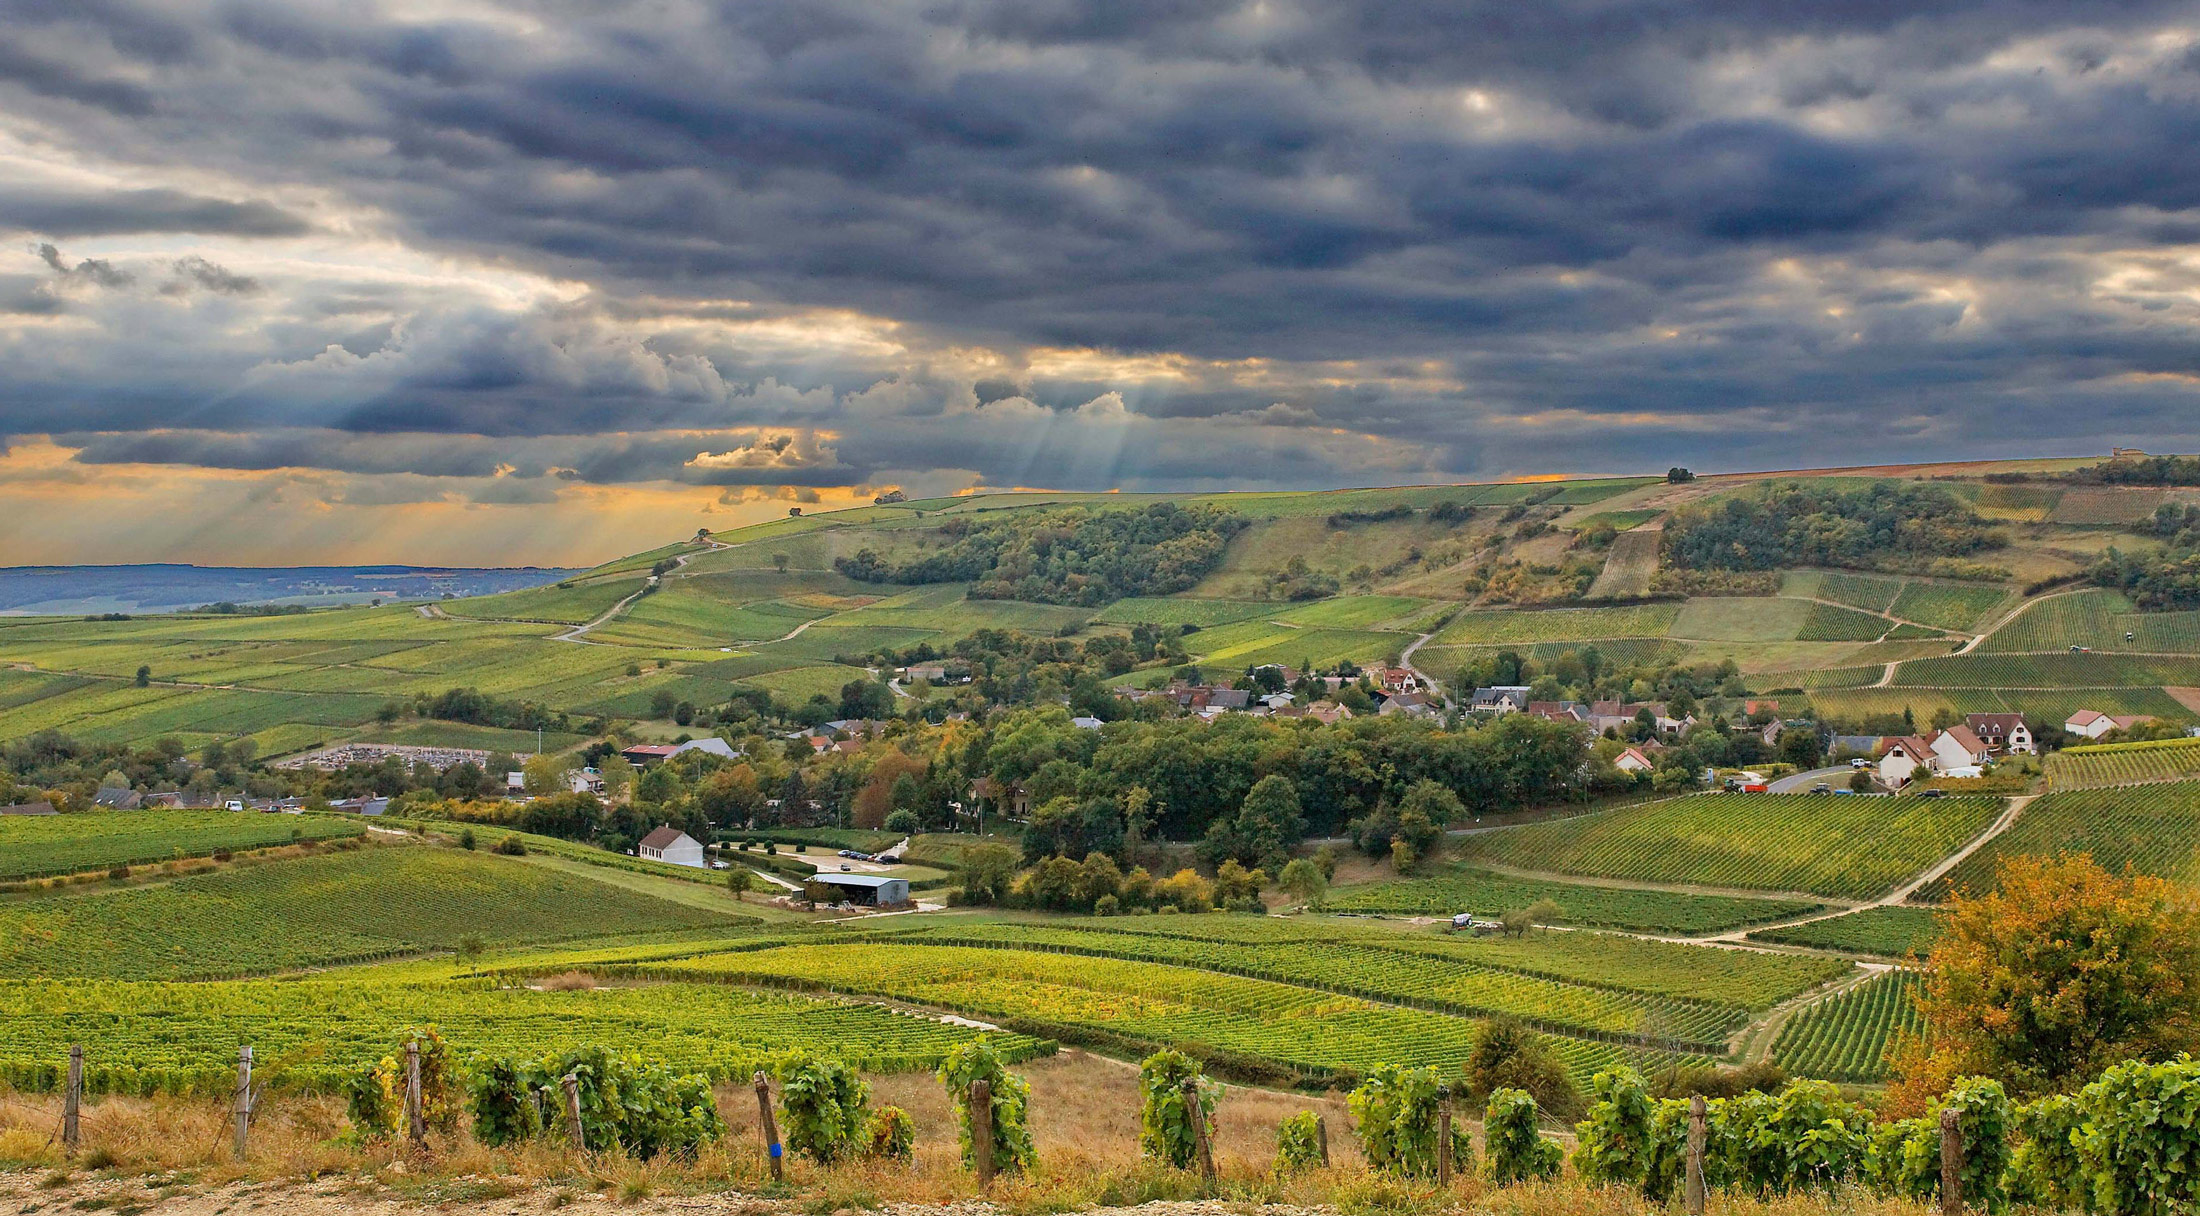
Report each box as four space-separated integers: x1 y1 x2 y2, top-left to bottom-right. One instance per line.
1715 1081 1869 1196
775 1050 870 1164
1137 1049 1222 1170
1275 1111 1326 1175
868 1105 915 1160
468 1045 722 1158
1573 1067 1656 1190
2073 1057 2200 1216
1464 1017 1580 1119
2004 1093 2089 1211
493 834 527 856
343 1027 464 1139
937 1039 1035 1174
1346 1063 1473 1179
459 828 477 850
1484 1088 1562 1185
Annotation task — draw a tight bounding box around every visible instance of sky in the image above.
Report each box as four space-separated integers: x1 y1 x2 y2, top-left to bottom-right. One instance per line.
3 1 2200 566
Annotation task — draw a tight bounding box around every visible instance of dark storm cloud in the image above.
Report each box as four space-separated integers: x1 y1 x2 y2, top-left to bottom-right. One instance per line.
3 0 2200 491
0 187 309 238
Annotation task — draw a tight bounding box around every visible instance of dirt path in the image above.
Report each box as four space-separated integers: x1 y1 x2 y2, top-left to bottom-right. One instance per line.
1955 586 2087 656
1399 628 1446 705
1886 794 2031 903
1735 963 1891 1064
551 541 728 644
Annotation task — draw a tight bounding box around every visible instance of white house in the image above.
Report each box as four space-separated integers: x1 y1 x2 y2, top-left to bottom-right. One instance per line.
1878 736 1934 788
637 825 705 868
1927 726 1990 771
2065 709 2115 740
1964 713 2035 755
1613 746 1656 773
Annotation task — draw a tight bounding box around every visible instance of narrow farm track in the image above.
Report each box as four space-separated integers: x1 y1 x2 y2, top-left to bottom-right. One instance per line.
1737 962 1892 1064
552 539 730 643
1887 794 2033 903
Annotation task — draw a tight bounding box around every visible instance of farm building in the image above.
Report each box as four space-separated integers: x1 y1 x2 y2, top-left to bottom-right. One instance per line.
637 826 705 868
0 801 55 816
810 873 910 906
2065 710 2114 739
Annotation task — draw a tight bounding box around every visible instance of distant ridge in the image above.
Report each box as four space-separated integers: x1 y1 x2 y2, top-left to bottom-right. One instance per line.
0 563 583 616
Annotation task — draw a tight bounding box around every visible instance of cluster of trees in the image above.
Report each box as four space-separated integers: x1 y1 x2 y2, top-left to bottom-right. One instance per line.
991 850 1273 914
1890 853 2200 1108
834 504 1246 606
394 687 580 734
2068 455 2200 486
2091 542 2200 611
964 707 1607 856
1450 648 1750 709
1664 481 2001 573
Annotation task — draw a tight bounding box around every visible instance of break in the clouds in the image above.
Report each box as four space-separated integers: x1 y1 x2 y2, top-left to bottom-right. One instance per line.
3 0 2200 562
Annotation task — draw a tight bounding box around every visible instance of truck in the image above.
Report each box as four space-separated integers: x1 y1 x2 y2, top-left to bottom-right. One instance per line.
1448 913 1502 936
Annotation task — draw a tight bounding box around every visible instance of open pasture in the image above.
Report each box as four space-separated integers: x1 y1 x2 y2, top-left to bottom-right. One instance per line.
1455 793 2004 900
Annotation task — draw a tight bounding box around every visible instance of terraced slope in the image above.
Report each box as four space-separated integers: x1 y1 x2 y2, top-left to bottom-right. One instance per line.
1455 793 2004 900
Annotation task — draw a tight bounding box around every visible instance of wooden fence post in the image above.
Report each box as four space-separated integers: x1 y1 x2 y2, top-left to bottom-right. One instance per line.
753 1071 783 1181
232 1046 253 1161
1940 1107 1963 1216
560 1073 586 1153
1436 1086 1453 1187
1315 1113 1331 1167
404 1040 425 1149
62 1045 82 1155
1182 1078 1216 1184
1685 1094 1707 1216
970 1079 995 1189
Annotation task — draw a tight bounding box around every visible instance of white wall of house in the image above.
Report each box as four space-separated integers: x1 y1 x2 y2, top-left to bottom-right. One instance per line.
640 832 705 868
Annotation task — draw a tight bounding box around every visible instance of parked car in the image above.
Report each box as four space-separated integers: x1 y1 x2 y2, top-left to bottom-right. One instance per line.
1921 788 1947 798
1448 913 1501 936
1850 758 1871 769
1811 782 1831 793
839 863 853 871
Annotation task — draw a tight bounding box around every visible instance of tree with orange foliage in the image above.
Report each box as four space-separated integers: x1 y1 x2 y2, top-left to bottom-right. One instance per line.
1886 853 2200 1112
851 749 926 829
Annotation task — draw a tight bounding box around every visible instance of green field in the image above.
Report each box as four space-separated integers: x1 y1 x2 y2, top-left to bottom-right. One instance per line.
1770 971 1923 1083
440 577 642 624
1925 782 2200 898
1893 651 2200 688
899 916 1848 1010
1092 597 1280 627
1747 907 1944 958
1271 596 1435 630
0 810 365 881
0 844 744 979
2046 737 2200 789
613 941 1709 1086
1455 793 2005 900
1796 602 1898 642
0 978 1046 1095
1320 865 1825 934
1431 602 1678 645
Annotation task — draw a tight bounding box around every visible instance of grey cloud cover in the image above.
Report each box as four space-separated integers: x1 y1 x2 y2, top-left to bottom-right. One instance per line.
1 0 2199 503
